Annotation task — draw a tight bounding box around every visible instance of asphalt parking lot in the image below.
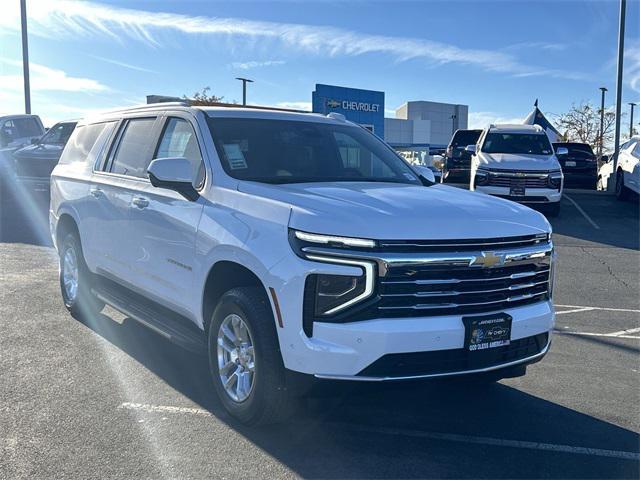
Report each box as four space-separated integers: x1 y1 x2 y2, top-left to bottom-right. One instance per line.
1 187 639 479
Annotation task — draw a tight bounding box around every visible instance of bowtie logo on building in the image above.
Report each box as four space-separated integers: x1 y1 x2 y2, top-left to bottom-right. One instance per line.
326 99 341 109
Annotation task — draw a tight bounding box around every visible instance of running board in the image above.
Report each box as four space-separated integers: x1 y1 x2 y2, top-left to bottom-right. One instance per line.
91 280 206 355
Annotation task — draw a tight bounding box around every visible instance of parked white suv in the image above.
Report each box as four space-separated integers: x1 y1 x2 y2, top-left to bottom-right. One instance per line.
51 103 555 424
598 136 640 200
469 124 564 216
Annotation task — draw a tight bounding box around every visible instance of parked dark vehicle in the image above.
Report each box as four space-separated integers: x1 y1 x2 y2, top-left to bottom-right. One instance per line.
443 129 482 183
553 142 597 189
13 120 77 202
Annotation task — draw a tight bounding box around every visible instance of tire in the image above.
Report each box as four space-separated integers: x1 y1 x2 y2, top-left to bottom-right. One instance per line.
545 202 560 218
59 232 104 320
615 170 630 200
208 287 295 425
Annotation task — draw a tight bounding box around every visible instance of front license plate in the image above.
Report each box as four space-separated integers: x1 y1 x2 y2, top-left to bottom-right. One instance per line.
510 185 525 196
565 161 576 167
463 313 512 351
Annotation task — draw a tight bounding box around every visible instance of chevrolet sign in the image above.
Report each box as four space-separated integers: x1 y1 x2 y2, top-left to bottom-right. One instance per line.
326 99 380 112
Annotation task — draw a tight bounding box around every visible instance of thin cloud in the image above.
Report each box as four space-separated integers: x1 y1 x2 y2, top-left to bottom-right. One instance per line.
90 55 158 73
0 58 109 93
0 0 587 80
626 41 640 94
231 60 286 70
275 101 312 111
468 111 524 130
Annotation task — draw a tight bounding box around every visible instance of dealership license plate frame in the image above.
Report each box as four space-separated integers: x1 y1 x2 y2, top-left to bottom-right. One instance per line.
463 313 513 352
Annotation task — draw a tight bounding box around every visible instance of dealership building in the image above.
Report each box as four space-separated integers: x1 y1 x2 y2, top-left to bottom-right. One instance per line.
312 83 468 164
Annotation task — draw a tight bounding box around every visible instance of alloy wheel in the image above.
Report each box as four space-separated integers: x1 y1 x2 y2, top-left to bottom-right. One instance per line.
217 313 256 402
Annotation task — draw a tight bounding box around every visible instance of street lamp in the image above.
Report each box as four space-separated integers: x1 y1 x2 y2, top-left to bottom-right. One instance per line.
598 87 607 160
450 114 457 136
629 102 637 138
235 77 253 106
20 0 31 114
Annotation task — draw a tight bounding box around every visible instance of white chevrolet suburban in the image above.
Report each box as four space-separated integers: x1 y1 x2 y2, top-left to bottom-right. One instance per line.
51 103 555 424
469 124 564 217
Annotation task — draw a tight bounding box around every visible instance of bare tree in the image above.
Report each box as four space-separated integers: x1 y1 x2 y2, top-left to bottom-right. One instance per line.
184 86 228 104
555 102 619 153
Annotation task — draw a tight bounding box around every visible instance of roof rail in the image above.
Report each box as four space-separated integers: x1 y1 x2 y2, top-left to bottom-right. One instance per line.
104 101 191 114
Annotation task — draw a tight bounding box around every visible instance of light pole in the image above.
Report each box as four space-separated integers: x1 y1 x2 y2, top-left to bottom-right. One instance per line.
20 0 31 114
629 102 636 138
450 114 457 136
611 0 626 180
598 87 607 160
235 77 253 106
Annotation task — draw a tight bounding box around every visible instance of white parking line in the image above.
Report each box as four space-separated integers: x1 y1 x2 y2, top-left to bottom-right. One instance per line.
556 304 640 314
117 402 640 461
555 330 640 340
556 308 595 315
564 195 600 230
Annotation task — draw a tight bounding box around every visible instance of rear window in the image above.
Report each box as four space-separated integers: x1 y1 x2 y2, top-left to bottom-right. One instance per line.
0 117 43 143
450 130 481 147
59 122 116 165
553 143 594 156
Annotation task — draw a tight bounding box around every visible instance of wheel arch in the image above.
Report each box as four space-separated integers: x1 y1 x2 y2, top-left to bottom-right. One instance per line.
201 260 272 334
55 213 80 251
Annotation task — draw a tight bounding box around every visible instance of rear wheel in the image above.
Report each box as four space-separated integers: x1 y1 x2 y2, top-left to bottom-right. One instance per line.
208 287 296 425
59 232 104 320
615 170 630 200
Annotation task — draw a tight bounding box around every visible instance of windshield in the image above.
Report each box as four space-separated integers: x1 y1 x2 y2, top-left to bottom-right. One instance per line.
40 122 76 145
482 133 553 155
207 117 421 185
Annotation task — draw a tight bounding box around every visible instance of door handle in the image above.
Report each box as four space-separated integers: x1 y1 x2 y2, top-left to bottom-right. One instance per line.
132 196 149 209
89 188 103 198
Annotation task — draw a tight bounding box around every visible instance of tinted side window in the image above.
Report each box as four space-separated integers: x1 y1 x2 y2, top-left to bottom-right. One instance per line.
632 142 640 159
14 118 43 138
155 117 204 186
110 118 156 178
59 122 115 165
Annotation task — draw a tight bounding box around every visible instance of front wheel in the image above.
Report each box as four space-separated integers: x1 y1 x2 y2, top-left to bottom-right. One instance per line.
59 232 104 320
208 287 295 425
545 202 561 218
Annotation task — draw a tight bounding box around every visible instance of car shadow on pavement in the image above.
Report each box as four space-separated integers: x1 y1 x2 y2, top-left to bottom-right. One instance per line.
80 311 640 479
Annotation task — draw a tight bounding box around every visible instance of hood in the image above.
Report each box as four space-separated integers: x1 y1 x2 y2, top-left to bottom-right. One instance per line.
13 143 64 161
238 181 550 240
477 152 560 171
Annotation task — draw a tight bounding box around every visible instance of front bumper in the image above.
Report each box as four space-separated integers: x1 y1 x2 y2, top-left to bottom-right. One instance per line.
475 185 562 203
298 300 554 379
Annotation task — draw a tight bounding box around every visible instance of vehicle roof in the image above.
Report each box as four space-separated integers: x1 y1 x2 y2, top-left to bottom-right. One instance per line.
488 124 545 134
79 102 351 127
0 114 42 121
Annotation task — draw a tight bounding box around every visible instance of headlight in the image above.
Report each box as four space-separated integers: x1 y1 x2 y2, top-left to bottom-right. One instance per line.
475 168 490 186
305 255 375 316
292 230 376 249
548 171 563 190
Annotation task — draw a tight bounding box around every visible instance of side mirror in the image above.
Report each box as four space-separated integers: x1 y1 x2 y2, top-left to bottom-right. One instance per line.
147 157 199 201
414 165 436 185
556 147 569 156
465 144 477 153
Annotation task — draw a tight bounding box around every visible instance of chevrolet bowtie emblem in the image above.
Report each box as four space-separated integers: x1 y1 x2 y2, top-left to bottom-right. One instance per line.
471 251 504 268
326 99 341 108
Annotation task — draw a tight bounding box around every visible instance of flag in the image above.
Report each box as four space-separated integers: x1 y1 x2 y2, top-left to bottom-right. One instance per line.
523 100 561 142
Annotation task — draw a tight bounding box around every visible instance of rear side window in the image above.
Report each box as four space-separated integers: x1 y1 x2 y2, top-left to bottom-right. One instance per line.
155 117 204 186
59 122 115 165
110 118 156 178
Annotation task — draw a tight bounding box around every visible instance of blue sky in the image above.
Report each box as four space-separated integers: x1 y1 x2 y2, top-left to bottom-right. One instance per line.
1 0 638 129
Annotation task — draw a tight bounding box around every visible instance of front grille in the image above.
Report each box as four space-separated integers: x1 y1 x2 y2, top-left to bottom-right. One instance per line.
357 333 548 378
487 175 549 188
377 260 550 318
